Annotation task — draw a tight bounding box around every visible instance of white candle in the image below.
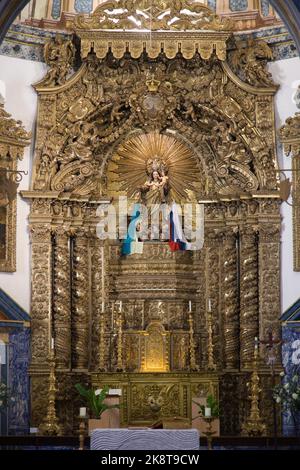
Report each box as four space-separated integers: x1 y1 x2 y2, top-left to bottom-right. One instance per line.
119 301 122 313
80 407 87 417
205 407 211 418
255 337 259 349
51 338 54 350
208 299 212 312
102 301 105 313
189 301 192 312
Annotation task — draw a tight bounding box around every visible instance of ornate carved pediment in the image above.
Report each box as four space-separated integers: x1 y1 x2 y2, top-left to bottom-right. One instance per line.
70 1 233 61
73 0 233 32
31 47 278 200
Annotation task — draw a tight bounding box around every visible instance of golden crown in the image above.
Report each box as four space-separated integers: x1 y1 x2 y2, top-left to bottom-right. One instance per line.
146 75 161 93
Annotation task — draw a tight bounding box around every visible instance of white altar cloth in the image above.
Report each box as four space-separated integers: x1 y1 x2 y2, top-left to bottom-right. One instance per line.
91 429 199 451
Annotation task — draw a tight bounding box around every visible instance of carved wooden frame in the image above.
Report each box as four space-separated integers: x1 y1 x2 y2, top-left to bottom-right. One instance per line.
0 110 30 272
279 112 300 271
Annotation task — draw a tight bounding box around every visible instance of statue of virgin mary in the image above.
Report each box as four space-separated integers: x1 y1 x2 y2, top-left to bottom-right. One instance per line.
140 158 170 205
111 131 201 204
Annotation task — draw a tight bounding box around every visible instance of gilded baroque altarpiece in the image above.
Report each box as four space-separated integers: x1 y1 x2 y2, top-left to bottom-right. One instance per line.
22 1 282 435
280 109 300 271
0 102 30 271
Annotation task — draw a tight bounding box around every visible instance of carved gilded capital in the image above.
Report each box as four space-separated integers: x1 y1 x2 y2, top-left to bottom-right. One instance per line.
31 198 52 216
30 224 52 244
259 224 281 244
52 225 72 240
240 224 259 241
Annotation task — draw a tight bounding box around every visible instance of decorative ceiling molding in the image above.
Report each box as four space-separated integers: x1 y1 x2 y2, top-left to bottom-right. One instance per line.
269 0 300 53
0 0 30 44
1 1 300 53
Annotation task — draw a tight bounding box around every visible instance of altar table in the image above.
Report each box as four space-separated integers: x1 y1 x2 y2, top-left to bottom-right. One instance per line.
90 429 199 451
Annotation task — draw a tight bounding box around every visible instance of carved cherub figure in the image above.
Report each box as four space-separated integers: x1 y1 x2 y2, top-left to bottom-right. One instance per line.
43 34 75 87
232 39 274 87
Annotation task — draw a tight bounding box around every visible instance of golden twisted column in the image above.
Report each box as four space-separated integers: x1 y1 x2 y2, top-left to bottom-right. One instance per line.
240 226 259 369
116 313 124 372
98 313 106 371
71 229 90 369
52 227 71 369
223 230 239 369
204 228 221 368
188 313 199 371
90 236 109 372
207 310 216 371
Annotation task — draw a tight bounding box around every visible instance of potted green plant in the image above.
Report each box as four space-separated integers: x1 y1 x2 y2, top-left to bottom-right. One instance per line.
193 394 220 419
192 394 220 438
75 384 120 433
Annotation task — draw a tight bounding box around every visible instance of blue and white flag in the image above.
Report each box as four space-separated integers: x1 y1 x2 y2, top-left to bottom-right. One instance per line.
121 204 144 256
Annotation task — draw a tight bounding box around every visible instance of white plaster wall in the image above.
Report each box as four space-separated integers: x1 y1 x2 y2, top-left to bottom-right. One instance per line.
0 55 46 313
269 56 300 314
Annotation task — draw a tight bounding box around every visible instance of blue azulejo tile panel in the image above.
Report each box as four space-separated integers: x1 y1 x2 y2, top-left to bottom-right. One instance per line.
282 326 300 436
74 0 93 13
51 0 62 20
8 328 30 435
261 0 270 16
207 0 217 10
229 0 248 11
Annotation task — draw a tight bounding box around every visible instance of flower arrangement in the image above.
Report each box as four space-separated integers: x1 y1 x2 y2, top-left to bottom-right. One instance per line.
0 382 10 411
75 384 120 419
273 368 300 413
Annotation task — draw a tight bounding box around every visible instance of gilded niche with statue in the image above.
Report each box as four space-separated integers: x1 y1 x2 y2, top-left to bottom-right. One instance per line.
22 2 282 436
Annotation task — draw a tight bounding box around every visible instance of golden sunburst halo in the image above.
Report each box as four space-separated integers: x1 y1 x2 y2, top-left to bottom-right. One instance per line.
107 131 202 202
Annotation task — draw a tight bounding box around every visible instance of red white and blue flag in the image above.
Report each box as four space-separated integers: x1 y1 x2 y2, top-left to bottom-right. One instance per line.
169 203 192 252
